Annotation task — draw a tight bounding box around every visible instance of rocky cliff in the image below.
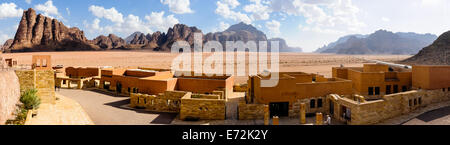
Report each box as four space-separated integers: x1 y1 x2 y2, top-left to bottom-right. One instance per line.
403 31 450 65
92 34 126 50
5 8 298 53
5 8 101 52
0 70 21 125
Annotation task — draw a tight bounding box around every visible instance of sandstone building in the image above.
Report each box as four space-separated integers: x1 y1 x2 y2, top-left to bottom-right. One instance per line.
332 64 412 99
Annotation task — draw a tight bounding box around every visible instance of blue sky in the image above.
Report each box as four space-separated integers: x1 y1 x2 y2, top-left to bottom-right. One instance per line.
1 0 449 52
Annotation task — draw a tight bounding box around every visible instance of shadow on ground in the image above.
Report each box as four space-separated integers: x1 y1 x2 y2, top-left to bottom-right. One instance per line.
104 98 177 124
416 106 450 122
88 89 129 98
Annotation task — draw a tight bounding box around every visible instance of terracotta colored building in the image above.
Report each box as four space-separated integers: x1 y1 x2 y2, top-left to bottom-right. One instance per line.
99 68 234 99
412 65 450 90
247 72 353 117
65 67 101 78
333 64 412 99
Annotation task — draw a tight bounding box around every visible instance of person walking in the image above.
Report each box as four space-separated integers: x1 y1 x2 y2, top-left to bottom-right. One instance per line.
325 115 331 125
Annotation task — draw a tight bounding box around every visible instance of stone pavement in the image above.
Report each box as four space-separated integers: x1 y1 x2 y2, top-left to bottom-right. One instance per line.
25 93 94 125
377 99 450 125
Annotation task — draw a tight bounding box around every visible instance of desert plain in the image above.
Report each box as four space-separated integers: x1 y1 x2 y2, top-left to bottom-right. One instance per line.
1 51 411 84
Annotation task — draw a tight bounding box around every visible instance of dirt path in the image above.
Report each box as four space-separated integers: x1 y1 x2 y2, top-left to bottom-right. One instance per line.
58 89 177 125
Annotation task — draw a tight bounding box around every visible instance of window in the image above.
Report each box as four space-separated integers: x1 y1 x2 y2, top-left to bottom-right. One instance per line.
409 100 412 107
402 86 407 92
310 100 316 108
375 87 380 95
63 80 66 85
368 87 374 95
386 85 391 95
419 98 422 105
448 87 450 92
317 99 323 108
414 99 417 106
393 85 399 93
444 88 446 92
128 87 131 93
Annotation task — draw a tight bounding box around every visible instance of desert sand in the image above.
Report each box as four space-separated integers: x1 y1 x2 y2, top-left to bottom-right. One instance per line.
1 51 411 84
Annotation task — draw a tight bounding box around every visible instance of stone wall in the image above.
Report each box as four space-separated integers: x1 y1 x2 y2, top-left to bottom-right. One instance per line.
180 94 226 120
329 89 450 125
0 70 21 124
238 100 265 120
15 69 55 104
290 97 328 117
130 91 189 113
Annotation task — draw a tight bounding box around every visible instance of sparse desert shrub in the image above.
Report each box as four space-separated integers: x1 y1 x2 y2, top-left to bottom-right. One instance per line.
20 89 41 110
5 104 27 125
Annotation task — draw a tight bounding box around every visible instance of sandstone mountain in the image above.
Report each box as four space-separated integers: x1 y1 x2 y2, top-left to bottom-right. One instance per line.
92 34 126 50
4 8 101 52
126 24 201 51
127 22 301 52
403 31 450 65
4 8 300 53
317 30 437 55
125 32 143 44
204 22 300 52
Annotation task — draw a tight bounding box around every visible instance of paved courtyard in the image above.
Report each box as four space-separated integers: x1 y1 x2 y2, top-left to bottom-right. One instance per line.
403 106 450 125
58 89 177 125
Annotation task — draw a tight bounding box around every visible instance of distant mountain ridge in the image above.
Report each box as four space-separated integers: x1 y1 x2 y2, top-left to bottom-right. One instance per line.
403 31 450 65
316 30 437 55
128 22 302 52
2 8 301 53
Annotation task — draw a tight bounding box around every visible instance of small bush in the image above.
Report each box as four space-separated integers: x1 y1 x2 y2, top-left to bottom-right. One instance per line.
5 104 28 125
20 89 41 110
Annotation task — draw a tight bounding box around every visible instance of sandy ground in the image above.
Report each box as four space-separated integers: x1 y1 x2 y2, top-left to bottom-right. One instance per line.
1 51 411 84
25 93 94 125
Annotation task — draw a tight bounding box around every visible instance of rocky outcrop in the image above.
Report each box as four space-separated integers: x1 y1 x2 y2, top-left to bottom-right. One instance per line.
1 39 13 52
5 9 298 53
126 22 299 52
403 31 450 65
0 70 21 125
205 22 298 52
127 24 201 51
318 30 437 55
92 34 126 50
5 8 100 52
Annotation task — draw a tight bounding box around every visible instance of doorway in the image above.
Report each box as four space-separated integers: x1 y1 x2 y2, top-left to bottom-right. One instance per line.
116 82 122 93
269 102 289 117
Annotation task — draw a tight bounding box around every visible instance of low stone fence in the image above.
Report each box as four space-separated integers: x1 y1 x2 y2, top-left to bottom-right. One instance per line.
130 91 190 113
180 94 226 120
238 100 265 120
329 89 450 125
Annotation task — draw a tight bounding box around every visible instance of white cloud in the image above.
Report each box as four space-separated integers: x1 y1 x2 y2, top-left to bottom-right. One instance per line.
381 17 390 22
219 22 230 31
269 0 365 33
85 6 183 38
25 0 32 4
221 0 240 8
89 5 124 23
66 8 70 16
266 20 281 36
0 3 24 19
215 1 252 24
160 0 194 14
243 0 271 20
34 0 61 18
145 11 179 32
